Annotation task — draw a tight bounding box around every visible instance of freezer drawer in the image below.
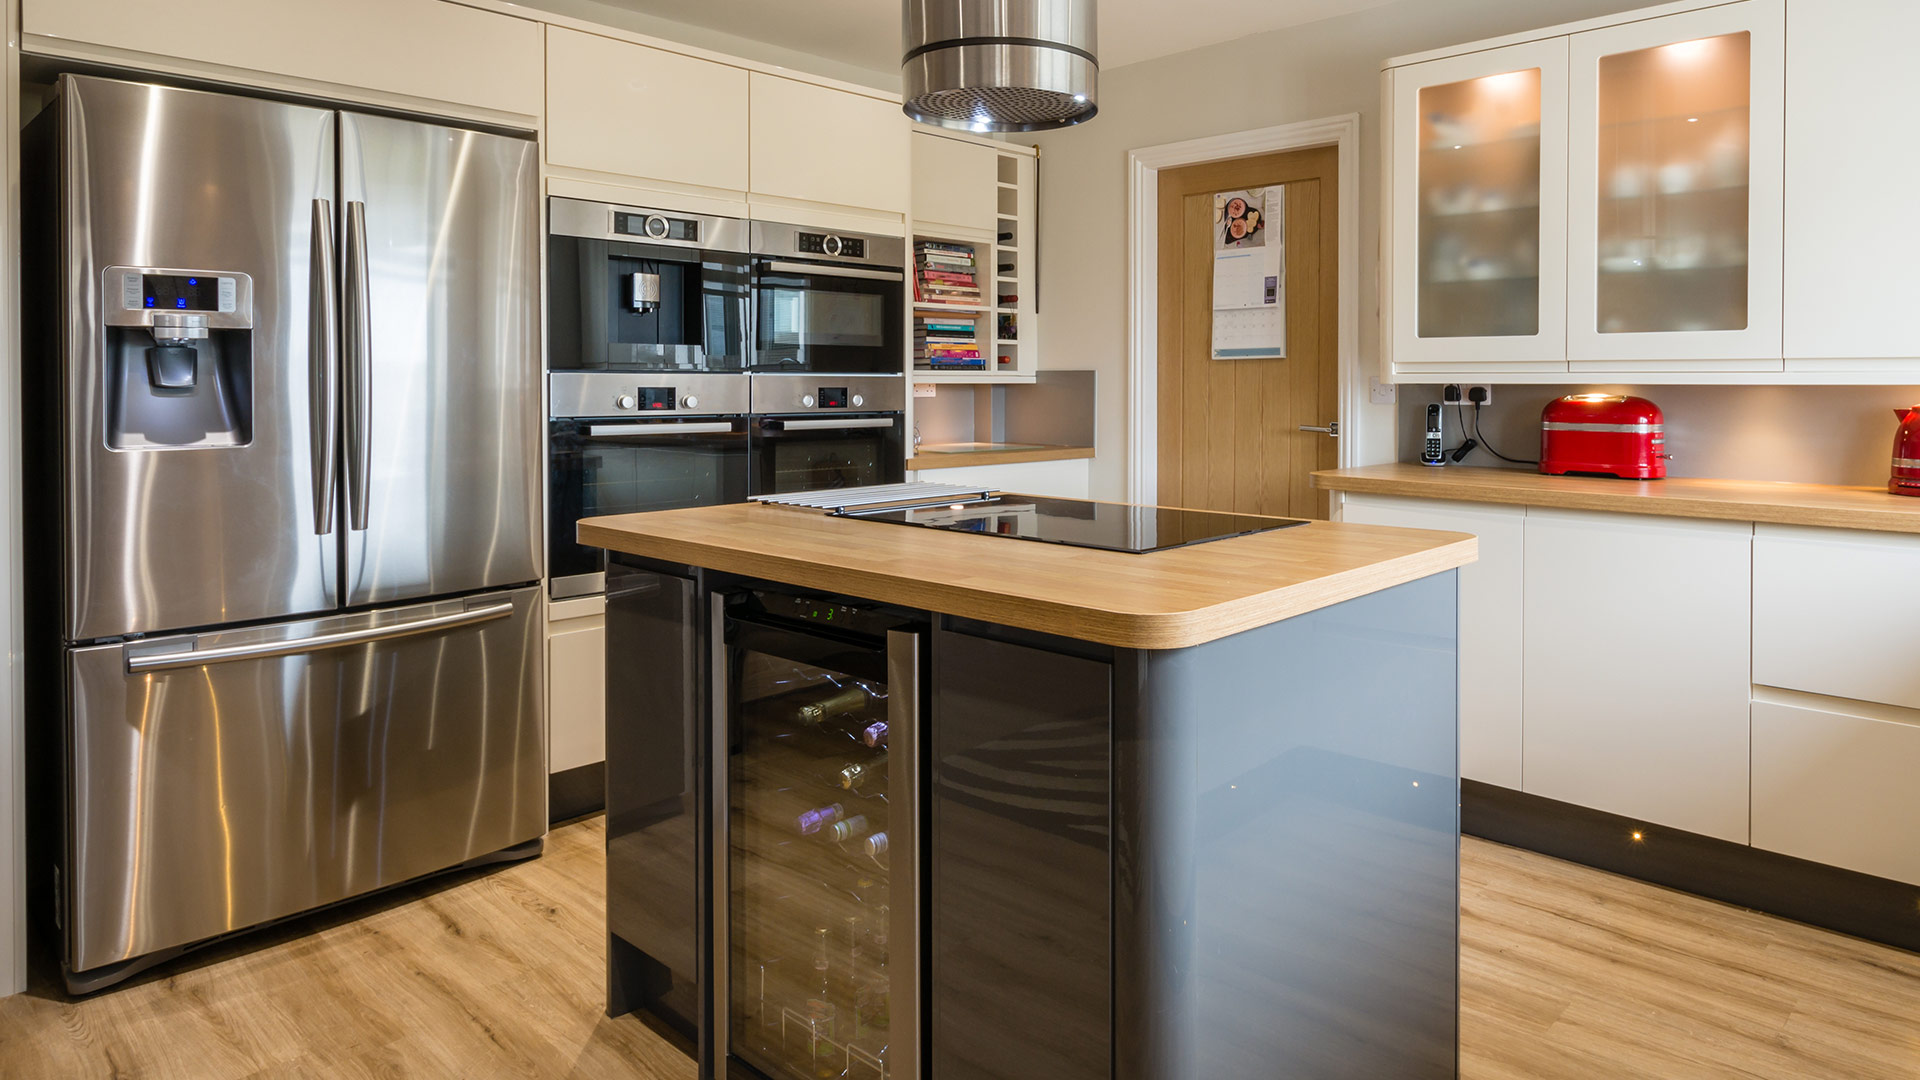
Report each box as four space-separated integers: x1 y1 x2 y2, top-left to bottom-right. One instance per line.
64 586 545 975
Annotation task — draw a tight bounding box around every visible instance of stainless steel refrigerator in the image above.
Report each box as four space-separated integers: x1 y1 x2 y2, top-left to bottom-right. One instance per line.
24 74 546 991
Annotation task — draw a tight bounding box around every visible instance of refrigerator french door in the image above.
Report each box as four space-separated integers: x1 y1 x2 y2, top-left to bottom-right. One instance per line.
30 73 545 988
717 589 923 1080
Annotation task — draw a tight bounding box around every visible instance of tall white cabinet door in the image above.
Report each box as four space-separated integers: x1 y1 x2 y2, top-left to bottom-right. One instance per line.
912 132 998 236
1341 495 1526 789
1566 0 1785 369
545 28 750 194
1521 509 1752 842
1389 39 1569 372
1783 0 1920 363
749 73 910 216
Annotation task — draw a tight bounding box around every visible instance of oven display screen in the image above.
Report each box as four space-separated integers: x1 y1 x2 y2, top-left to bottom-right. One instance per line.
817 387 848 409
637 387 677 410
143 274 220 311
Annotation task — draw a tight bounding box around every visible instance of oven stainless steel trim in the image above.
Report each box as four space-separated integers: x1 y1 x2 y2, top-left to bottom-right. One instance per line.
550 572 605 601
749 219 906 267
550 195 750 253
549 371 750 419
709 589 731 1075
759 260 906 283
887 626 923 1080
748 372 908 415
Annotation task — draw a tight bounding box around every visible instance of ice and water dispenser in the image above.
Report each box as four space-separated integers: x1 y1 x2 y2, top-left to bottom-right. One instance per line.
101 266 254 449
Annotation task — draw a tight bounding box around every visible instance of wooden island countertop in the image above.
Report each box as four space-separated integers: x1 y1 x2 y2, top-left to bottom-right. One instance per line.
1314 463 1920 534
578 500 1475 650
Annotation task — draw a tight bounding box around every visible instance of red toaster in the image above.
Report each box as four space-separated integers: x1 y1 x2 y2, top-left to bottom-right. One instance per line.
1540 394 1667 480
1894 407 1920 497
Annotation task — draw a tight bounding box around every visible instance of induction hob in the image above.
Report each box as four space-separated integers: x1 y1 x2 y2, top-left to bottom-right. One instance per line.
847 493 1307 553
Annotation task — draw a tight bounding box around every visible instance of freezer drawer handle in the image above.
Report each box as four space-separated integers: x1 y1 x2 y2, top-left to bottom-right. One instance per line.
123 601 515 673
309 199 339 535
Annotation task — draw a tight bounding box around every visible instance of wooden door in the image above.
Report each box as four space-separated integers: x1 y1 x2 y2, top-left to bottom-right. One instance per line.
1157 146 1339 519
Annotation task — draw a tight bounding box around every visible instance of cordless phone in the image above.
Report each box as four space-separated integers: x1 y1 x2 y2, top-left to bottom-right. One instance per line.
1421 403 1446 466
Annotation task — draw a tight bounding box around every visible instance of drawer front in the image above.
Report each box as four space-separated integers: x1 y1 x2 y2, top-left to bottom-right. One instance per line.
1752 693 1920 886
1754 525 1920 710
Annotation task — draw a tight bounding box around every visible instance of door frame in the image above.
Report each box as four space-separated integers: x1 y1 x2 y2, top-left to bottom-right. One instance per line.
1125 114 1360 506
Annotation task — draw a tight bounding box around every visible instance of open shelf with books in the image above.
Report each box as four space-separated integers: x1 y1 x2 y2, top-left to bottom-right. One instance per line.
906 136 1039 385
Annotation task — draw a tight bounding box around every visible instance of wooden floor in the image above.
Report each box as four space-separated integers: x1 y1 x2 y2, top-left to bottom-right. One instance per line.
4 820 1919 1079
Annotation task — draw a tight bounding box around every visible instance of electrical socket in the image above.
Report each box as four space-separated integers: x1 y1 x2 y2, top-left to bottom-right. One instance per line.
1368 376 1397 405
1444 383 1493 406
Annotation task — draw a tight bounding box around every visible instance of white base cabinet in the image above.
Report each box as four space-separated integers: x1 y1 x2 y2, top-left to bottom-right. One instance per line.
547 596 607 776
1754 525 1920 711
1341 494 1525 788
1520 509 1753 842
1752 692 1920 886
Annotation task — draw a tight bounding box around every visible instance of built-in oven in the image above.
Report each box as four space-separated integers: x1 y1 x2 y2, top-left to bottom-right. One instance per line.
548 196 751 372
548 372 749 598
749 221 905 374
748 374 906 496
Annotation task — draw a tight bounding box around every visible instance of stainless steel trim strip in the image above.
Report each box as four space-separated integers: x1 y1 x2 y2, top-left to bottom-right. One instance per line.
124 601 514 673
1541 421 1664 433
586 422 739 437
548 195 750 253
309 200 338 536
549 572 605 600
759 260 906 282
1896 458 1920 469
549 371 750 420
343 200 372 532
709 590 731 1070
748 219 907 267
887 627 923 1080
770 417 899 431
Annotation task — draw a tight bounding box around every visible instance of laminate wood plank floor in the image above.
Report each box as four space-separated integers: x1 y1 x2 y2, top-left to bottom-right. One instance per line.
4 821 1919 1078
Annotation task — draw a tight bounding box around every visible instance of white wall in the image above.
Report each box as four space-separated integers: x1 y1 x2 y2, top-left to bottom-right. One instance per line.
1029 0 1654 501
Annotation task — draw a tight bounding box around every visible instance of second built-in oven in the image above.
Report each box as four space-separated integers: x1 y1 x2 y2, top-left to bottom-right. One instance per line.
748 374 906 496
548 372 749 598
750 221 905 374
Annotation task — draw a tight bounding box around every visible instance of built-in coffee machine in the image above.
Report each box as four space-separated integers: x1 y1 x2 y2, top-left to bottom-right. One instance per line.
101 266 255 449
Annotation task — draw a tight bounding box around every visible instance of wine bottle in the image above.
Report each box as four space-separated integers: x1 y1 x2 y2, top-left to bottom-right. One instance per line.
796 802 846 836
827 815 871 843
797 685 871 725
837 752 888 791
864 831 890 858
805 926 838 1036
861 721 888 749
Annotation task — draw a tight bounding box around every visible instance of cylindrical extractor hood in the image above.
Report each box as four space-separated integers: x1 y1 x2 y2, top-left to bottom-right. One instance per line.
902 0 1098 132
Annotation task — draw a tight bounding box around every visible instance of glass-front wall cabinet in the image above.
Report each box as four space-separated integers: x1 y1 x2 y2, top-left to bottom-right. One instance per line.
1391 39 1568 370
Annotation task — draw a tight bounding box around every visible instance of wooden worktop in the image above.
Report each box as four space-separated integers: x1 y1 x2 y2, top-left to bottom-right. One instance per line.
906 443 1095 471
1314 464 1920 534
578 500 1475 650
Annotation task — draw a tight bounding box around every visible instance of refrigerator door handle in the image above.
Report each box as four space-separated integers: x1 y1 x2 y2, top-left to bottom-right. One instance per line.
123 601 514 673
343 199 372 532
309 198 339 535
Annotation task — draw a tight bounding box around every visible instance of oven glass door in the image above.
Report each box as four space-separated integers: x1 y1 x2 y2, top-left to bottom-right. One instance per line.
548 418 749 590
751 416 906 496
753 260 904 374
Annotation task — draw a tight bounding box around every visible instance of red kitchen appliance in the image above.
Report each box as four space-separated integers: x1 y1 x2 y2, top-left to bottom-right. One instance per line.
1893 407 1920 496
1539 394 1667 480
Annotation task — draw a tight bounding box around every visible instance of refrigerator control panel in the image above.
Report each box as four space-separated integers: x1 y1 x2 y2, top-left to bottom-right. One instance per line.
103 267 252 328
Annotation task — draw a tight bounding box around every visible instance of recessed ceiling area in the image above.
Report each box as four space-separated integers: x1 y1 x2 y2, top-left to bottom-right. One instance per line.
578 0 1403 78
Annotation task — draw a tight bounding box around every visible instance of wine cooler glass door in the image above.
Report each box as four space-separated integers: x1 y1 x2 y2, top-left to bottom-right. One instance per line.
721 610 919 1080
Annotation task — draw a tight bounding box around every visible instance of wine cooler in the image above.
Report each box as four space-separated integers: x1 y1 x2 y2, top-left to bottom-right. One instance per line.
716 588 923 1080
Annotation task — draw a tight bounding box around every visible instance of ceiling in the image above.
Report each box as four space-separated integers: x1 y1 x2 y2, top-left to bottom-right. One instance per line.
590 0 1402 78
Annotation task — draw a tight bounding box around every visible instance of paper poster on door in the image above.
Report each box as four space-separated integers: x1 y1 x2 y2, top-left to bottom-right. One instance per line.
1210 186 1285 359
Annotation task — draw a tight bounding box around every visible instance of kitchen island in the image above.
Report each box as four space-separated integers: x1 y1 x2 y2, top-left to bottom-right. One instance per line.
582 498 1476 1080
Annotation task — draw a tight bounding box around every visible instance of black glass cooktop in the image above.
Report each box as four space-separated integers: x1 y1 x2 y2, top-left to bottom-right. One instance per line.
848 494 1307 553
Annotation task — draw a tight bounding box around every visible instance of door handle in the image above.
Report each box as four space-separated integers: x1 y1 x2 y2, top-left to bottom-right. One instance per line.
759 260 905 282
766 418 899 431
1298 422 1340 437
309 199 338 535
587 422 738 437
343 200 372 532
125 601 514 673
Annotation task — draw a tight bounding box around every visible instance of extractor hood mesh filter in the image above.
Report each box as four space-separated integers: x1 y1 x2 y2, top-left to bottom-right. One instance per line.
902 0 1098 132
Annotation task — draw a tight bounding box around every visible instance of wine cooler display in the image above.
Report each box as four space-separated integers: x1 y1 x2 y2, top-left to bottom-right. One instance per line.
722 591 921 1080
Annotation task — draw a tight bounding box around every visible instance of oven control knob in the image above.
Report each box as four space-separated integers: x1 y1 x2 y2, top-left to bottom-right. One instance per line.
823 235 843 257
681 395 699 410
851 394 865 408
801 394 817 408
615 394 636 411
644 215 670 240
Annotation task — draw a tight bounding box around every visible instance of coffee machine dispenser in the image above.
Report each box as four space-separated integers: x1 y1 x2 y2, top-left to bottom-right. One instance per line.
101 266 254 449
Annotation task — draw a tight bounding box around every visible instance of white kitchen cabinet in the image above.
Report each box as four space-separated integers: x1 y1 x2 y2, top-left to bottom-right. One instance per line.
1521 509 1752 842
1783 0 1920 366
1565 0 1785 370
1387 39 1569 374
1341 495 1526 789
1752 692 1920 886
912 132 999 237
1753 524 1920 711
548 597 607 776
545 27 750 195
24 0 543 121
749 73 910 219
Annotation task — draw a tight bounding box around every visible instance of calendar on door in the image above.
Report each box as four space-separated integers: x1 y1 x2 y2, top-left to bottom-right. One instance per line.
1210 185 1286 359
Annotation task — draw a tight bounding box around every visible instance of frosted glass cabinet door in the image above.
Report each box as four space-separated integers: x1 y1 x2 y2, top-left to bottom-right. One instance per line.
1390 39 1568 370
1567 0 1784 368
